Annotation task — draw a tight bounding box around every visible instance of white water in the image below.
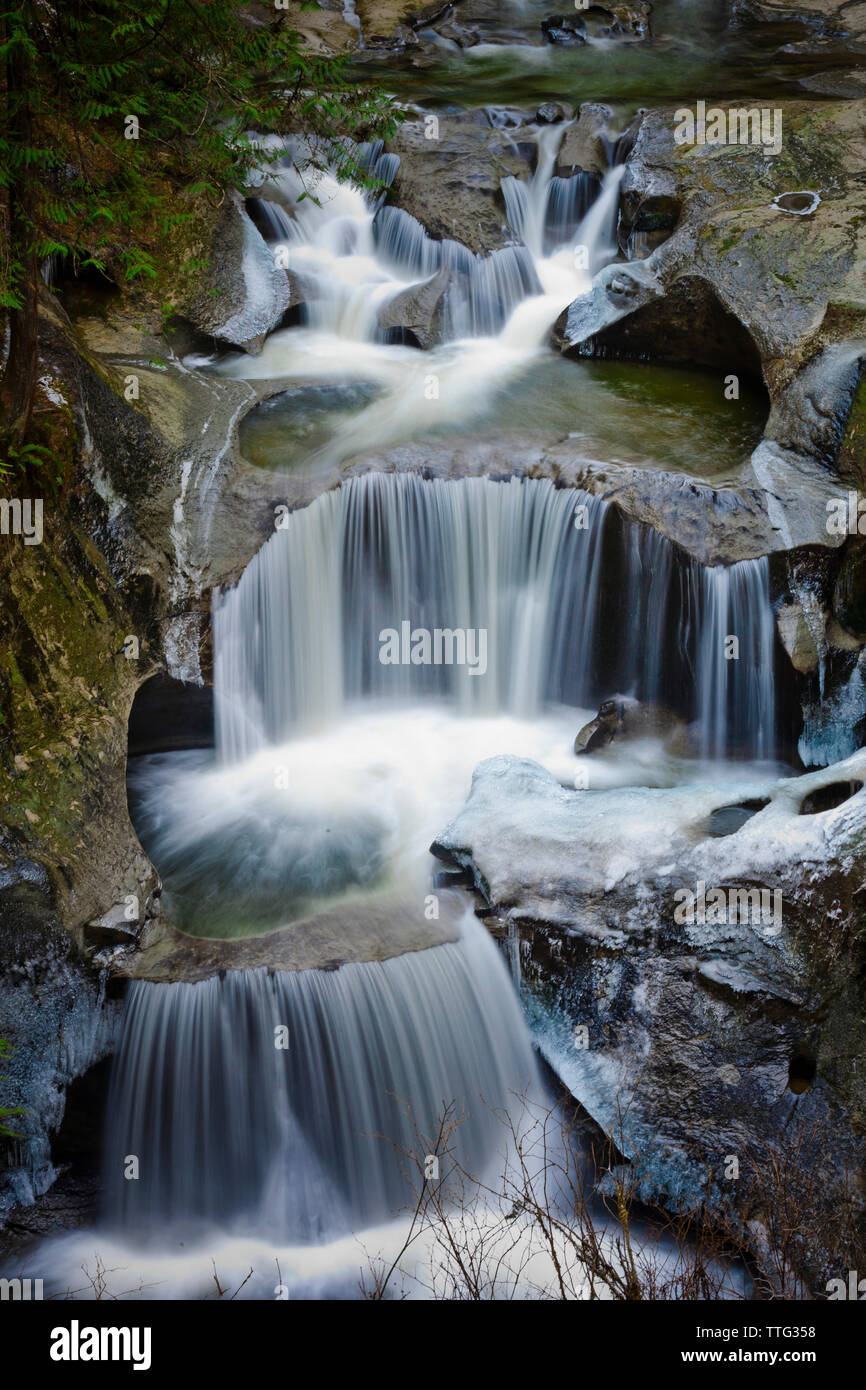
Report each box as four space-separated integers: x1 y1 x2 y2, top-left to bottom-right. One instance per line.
10 130 780 1301
212 128 624 466
102 909 540 1245
214 472 776 764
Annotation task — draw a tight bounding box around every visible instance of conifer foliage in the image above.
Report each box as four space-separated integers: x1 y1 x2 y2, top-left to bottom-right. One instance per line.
0 0 396 455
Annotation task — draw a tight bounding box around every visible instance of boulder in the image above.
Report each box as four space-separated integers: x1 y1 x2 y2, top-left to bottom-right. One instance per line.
377 266 451 347
574 696 691 754
541 15 587 45
385 111 535 254
776 599 822 672
536 102 574 126
182 196 290 354
556 103 619 179
432 750 866 1274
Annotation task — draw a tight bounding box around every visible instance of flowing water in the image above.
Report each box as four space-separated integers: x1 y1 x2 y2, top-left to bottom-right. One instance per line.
359 0 853 110
104 911 540 1245
6 41 792 1299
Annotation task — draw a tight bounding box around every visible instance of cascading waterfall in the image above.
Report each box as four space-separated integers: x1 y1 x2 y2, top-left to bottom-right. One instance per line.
243 123 623 349
214 472 777 764
214 477 608 753
502 122 601 264
105 145 638 1256
104 910 540 1244
693 559 777 761
104 122 776 1275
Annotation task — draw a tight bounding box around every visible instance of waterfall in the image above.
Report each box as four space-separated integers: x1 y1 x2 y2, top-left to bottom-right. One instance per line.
241 125 624 353
693 559 777 761
502 122 602 264
103 912 540 1245
214 473 777 763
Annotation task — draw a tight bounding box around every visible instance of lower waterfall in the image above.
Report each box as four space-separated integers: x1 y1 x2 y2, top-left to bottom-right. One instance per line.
103 911 540 1246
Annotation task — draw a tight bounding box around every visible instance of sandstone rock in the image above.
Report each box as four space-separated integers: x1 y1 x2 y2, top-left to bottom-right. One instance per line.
776 599 822 671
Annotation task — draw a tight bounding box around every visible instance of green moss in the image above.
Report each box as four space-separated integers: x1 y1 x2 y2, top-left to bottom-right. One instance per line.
0 503 141 868
839 373 866 483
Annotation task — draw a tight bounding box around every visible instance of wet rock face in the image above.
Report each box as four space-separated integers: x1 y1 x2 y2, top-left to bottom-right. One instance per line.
0 870 122 1218
567 100 866 395
433 752 866 1257
542 3 652 44
385 112 535 255
833 538 866 638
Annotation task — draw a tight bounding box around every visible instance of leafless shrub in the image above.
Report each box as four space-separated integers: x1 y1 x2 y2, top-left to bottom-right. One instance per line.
362 1091 865 1301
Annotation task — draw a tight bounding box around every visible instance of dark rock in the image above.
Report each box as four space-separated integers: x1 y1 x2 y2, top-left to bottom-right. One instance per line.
541 15 587 45
536 102 572 125
833 539 866 638
572 274 766 377
128 672 215 756
377 265 452 348
574 696 690 754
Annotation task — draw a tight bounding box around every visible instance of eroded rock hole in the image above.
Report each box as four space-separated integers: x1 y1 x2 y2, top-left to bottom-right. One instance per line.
128 672 214 758
788 1048 817 1095
705 799 770 838
799 781 863 815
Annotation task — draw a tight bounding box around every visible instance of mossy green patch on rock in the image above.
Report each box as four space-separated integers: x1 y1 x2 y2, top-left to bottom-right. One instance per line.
838 369 866 482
